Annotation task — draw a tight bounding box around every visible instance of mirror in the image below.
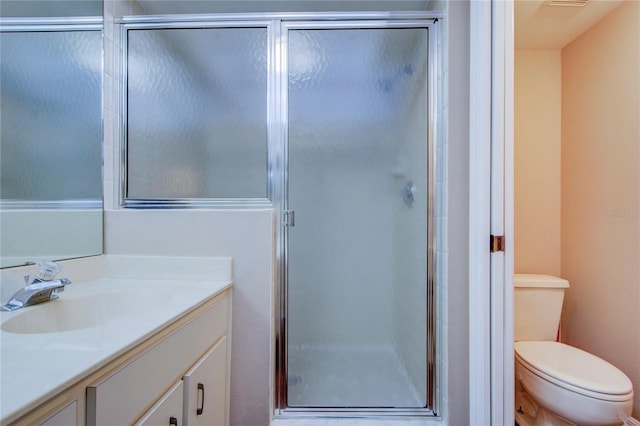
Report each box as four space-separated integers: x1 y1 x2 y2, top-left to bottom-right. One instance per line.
0 1 103 268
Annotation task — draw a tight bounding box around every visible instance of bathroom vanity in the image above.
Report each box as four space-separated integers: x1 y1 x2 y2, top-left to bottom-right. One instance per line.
0 256 232 426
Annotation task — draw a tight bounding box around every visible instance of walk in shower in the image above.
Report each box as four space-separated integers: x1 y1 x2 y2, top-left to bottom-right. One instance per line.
120 11 438 418
278 19 437 417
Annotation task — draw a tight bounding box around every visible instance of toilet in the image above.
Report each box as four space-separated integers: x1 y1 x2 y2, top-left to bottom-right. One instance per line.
514 274 634 426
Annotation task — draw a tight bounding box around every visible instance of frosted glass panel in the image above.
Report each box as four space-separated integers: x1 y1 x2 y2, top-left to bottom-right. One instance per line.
287 28 429 408
126 27 267 199
0 31 102 200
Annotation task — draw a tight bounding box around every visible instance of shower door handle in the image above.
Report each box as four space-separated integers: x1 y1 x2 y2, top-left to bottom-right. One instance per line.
283 210 295 227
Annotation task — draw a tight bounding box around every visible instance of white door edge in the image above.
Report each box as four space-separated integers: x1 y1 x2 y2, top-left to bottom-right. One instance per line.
469 1 515 424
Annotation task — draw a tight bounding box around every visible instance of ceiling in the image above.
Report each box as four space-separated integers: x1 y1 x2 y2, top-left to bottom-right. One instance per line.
515 0 625 49
0 0 623 47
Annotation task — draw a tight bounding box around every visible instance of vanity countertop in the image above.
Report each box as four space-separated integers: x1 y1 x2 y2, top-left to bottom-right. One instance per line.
0 277 232 424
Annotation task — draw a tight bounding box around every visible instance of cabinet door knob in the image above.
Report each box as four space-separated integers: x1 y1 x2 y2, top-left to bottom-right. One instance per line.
197 383 205 415
169 416 178 426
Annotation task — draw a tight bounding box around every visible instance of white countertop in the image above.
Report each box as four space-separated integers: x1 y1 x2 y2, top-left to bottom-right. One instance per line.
0 277 231 424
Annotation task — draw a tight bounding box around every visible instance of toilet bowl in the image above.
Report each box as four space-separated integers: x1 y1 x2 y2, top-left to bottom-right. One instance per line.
515 341 633 426
514 274 635 426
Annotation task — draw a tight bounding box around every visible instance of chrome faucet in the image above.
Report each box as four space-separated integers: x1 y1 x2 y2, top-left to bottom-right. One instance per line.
1 262 71 312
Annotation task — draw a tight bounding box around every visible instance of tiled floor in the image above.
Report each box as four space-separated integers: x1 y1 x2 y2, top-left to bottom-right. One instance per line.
287 345 423 408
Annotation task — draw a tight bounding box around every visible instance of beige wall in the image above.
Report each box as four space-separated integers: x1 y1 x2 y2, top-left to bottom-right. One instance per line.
561 0 640 418
514 49 562 276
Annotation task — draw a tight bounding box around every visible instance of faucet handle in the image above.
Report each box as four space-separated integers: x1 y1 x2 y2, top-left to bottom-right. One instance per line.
36 261 62 281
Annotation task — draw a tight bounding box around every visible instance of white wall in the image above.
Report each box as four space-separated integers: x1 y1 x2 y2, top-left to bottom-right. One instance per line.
561 0 640 417
514 49 562 276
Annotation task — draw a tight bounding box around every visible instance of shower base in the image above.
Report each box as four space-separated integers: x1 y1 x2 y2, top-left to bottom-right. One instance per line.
287 344 423 408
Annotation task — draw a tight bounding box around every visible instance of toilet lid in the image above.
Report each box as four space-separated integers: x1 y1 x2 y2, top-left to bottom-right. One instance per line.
515 341 633 396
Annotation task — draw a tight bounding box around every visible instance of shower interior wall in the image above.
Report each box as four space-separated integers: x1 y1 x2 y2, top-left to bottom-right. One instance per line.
391 65 429 404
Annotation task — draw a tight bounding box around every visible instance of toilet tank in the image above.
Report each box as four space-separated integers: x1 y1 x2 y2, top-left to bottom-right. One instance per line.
514 274 569 342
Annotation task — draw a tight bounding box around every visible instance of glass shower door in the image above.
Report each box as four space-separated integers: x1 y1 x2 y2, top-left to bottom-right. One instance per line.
285 26 431 409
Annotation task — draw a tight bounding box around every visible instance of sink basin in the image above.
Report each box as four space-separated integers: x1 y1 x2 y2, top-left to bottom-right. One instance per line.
1 290 161 334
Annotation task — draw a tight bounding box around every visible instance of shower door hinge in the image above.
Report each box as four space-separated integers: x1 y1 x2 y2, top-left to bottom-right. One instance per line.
490 235 505 253
283 210 295 227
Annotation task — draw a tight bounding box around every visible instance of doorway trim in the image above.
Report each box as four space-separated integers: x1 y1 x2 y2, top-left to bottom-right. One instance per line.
468 1 514 424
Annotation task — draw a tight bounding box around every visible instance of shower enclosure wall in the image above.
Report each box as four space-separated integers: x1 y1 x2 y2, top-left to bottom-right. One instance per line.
120 12 439 419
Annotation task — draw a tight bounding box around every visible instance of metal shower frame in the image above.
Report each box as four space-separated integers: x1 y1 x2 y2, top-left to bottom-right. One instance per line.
275 14 440 420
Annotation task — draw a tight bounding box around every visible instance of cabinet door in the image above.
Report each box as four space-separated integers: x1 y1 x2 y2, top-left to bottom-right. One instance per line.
183 337 228 426
39 401 77 426
86 298 228 426
135 381 183 426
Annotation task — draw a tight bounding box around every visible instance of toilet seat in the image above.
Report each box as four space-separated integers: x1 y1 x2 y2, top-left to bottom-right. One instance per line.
515 341 633 402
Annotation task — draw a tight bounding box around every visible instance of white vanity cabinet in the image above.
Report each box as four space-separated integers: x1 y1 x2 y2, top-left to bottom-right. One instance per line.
38 401 78 426
86 290 231 426
135 382 184 426
1 258 233 426
183 336 228 426
133 336 229 426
